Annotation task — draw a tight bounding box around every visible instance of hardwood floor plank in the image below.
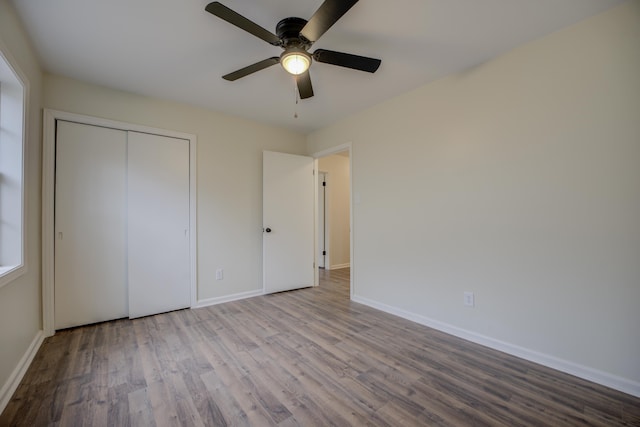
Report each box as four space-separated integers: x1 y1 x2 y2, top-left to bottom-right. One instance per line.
181 369 226 426
200 370 249 426
247 351 349 426
107 383 132 427
2 267 639 426
167 373 207 427
127 387 157 427
147 379 182 427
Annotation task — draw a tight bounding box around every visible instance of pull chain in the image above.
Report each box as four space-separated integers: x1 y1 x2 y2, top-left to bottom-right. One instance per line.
293 77 299 119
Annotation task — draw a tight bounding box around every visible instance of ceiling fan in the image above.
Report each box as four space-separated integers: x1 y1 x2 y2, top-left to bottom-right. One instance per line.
205 0 381 99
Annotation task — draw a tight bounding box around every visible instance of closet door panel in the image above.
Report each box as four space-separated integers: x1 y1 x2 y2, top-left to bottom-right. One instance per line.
127 132 190 318
54 121 128 329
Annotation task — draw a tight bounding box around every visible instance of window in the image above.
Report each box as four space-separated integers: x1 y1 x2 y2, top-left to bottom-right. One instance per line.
0 46 26 288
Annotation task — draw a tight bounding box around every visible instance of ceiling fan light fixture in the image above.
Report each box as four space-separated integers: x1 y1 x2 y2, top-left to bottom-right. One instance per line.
281 49 311 75
206 1 381 100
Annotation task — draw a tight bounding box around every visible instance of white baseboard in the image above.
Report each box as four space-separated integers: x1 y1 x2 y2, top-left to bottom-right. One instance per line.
0 330 45 414
329 263 350 270
352 294 640 398
194 289 263 309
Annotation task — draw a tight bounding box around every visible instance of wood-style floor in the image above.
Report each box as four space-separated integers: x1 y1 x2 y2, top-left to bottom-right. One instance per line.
2 268 639 426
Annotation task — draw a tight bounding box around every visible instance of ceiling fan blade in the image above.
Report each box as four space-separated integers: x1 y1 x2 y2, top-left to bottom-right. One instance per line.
296 72 314 99
300 0 359 43
313 49 381 73
222 57 279 81
205 2 281 46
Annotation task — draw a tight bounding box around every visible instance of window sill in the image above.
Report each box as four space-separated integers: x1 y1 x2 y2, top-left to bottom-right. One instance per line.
0 264 25 289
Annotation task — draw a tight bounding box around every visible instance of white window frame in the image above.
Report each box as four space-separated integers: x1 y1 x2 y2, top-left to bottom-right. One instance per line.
0 40 28 289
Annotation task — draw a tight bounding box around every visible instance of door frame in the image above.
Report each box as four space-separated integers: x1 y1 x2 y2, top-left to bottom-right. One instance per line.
42 109 198 337
313 143 353 298
317 171 329 270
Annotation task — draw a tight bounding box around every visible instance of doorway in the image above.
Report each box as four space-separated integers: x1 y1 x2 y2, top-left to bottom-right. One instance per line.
314 144 352 297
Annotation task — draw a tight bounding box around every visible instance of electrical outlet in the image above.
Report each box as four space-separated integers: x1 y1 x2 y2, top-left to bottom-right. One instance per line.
216 269 223 281
463 292 475 307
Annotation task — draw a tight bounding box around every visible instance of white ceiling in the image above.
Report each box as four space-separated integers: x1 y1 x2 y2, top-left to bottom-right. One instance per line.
12 0 625 134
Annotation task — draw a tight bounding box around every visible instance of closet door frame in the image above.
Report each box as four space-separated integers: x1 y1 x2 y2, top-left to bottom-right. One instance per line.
42 109 198 337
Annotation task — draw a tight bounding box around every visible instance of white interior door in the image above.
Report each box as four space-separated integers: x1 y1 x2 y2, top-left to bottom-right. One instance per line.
127 132 190 319
54 121 128 329
263 151 315 293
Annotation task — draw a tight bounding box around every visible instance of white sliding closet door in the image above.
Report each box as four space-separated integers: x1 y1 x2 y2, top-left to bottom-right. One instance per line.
55 121 128 329
127 132 190 318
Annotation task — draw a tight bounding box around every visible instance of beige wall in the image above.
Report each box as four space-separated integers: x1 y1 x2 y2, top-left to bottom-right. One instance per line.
308 1 640 392
318 154 350 269
43 74 307 302
0 0 43 402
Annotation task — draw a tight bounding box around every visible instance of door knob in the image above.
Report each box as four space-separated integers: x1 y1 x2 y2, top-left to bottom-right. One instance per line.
265 227 272 233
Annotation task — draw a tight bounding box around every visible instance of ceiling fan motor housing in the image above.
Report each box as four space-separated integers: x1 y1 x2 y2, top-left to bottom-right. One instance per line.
276 17 311 50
